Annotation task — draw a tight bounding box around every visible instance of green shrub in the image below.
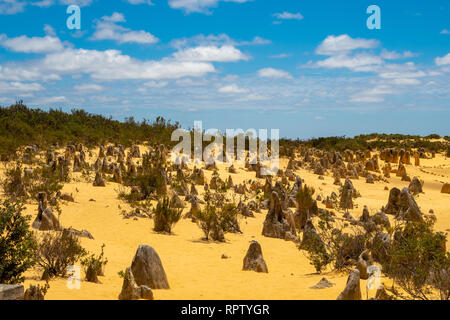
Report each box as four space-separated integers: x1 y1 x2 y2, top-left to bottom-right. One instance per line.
296 185 315 211
81 244 108 283
24 282 50 300
37 230 87 279
195 190 240 241
123 166 167 201
218 203 240 233
28 165 65 201
383 220 450 300
301 211 370 272
1 164 28 199
0 200 37 284
153 197 182 234
195 205 218 241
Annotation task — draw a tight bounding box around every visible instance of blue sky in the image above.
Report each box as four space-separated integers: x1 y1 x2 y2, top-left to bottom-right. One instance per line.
0 0 449 138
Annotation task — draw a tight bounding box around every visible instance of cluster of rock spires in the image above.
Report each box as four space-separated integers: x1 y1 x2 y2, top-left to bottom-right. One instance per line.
3 139 447 301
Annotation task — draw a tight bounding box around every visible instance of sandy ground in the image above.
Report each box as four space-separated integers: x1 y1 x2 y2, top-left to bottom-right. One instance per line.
3 148 448 300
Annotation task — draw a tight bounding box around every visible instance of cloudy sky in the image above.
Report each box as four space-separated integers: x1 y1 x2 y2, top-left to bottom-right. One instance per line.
0 0 449 138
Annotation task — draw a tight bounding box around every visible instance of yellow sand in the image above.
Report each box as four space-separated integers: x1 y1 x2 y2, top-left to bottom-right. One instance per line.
5 149 449 300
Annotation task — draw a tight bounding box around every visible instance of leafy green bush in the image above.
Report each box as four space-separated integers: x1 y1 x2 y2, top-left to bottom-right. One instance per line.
36 230 87 279
195 205 218 241
383 220 450 300
81 244 108 283
24 282 50 300
153 197 182 234
1 164 28 199
2 163 65 202
122 165 167 201
194 190 240 241
300 211 370 272
0 200 37 284
296 185 315 211
28 165 65 201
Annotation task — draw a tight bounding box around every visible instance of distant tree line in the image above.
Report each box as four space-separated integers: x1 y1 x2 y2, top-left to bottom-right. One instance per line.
0 101 180 157
0 101 448 158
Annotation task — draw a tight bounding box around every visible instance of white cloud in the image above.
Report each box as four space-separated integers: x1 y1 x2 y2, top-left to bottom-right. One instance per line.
349 86 396 103
173 45 248 62
31 95 68 104
0 0 26 15
0 81 44 93
317 54 382 72
316 34 379 55
435 53 450 66
236 93 270 101
378 71 426 79
171 33 270 49
74 83 104 91
91 12 159 44
44 24 57 36
31 0 54 7
0 65 60 81
58 0 93 6
258 68 292 79
1 0 93 15
126 0 154 5
269 53 291 59
440 29 450 35
390 78 421 85
218 84 248 93
273 12 303 20
168 0 250 14
0 34 64 53
349 95 384 103
380 49 416 60
40 48 216 80
143 80 169 88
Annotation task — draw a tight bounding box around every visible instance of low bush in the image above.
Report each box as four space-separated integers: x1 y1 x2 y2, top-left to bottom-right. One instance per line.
81 244 108 283
383 220 450 300
0 200 37 284
153 197 182 234
36 230 87 280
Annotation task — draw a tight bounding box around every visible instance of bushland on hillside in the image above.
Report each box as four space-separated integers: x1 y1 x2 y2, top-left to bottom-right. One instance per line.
0 101 180 158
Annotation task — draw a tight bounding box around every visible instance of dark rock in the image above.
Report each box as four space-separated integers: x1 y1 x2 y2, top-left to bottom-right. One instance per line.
441 183 450 194
408 176 423 195
63 227 94 239
93 172 106 187
262 192 295 239
243 241 268 273
339 179 355 210
310 277 334 289
0 284 24 300
337 269 361 300
131 245 170 289
356 250 373 280
118 267 153 300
